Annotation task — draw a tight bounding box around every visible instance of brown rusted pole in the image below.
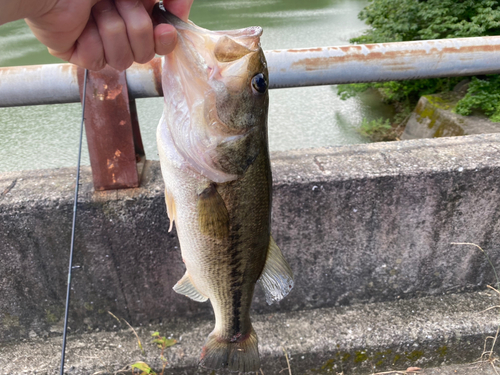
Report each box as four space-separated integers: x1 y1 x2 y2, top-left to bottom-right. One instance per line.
77 66 143 191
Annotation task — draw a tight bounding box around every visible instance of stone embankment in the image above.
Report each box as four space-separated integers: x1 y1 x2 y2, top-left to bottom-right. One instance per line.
402 93 500 140
2 134 500 374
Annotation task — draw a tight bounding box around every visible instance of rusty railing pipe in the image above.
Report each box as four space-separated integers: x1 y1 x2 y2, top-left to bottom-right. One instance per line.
266 35 500 88
1 35 500 107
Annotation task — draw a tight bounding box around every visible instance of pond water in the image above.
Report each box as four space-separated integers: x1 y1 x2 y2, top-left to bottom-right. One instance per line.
0 0 394 172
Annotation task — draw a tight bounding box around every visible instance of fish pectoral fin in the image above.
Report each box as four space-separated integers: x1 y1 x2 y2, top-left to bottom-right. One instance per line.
257 236 294 305
165 188 177 232
173 272 208 302
197 183 229 239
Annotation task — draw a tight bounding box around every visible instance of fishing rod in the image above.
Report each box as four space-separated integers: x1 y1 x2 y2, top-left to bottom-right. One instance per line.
59 68 88 375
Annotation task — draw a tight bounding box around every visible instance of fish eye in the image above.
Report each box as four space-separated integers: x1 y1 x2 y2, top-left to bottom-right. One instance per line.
251 73 268 94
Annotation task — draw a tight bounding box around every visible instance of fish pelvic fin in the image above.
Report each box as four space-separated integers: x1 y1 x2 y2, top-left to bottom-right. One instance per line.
173 272 208 302
164 188 177 232
197 183 229 239
258 236 294 305
200 327 260 372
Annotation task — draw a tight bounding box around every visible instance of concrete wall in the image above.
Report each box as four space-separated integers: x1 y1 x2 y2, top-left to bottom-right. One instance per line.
2 134 500 342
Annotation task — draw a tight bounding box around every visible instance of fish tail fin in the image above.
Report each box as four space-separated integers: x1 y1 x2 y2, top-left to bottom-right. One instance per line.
200 327 260 372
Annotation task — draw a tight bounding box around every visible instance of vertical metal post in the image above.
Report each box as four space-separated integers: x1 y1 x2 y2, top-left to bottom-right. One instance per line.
77 66 145 190
129 97 146 159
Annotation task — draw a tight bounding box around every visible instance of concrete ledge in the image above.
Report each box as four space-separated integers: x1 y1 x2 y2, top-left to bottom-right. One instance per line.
1 291 498 374
2 134 500 342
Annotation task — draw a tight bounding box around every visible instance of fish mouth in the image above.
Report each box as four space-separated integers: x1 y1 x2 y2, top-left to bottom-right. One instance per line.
155 4 268 182
152 3 262 85
154 3 267 137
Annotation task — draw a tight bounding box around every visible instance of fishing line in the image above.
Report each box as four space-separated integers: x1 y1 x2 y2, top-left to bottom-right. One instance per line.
59 68 88 375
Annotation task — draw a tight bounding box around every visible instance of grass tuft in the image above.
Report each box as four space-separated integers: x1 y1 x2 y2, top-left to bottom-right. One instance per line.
451 243 500 373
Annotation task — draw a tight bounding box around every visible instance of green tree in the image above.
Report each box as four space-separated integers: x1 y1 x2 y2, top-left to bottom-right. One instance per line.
339 0 500 121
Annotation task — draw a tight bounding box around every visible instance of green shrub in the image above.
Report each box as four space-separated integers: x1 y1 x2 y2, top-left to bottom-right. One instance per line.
455 76 500 122
359 117 394 142
340 0 500 120
353 0 500 44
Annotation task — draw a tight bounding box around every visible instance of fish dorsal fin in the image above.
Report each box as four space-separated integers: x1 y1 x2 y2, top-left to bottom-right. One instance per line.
258 236 294 305
197 184 229 239
173 272 208 302
165 189 177 232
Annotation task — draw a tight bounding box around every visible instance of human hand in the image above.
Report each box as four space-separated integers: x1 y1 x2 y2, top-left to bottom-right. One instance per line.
22 0 193 71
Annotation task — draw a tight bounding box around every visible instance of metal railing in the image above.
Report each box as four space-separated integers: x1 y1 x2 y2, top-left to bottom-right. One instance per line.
1 35 500 189
1 36 500 107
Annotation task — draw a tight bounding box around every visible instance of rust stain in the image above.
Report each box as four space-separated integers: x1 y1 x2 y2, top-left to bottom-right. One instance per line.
287 47 324 53
107 150 122 169
291 57 332 71
441 44 500 54
289 40 500 72
106 86 122 100
94 88 105 101
148 58 163 96
77 65 140 190
343 45 363 52
62 63 78 81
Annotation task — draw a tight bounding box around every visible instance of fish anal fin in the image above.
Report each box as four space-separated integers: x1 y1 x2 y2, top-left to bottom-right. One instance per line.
258 236 294 305
200 327 260 372
173 272 208 302
197 183 229 239
164 189 177 232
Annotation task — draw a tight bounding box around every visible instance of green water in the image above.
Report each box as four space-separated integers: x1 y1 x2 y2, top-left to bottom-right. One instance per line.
0 0 394 172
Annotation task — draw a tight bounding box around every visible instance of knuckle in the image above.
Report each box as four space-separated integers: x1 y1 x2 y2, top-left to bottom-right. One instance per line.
131 22 152 38
110 56 133 71
93 0 116 15
104 19 127 36
93 59 107 71
118 0 141 11
84 57 106 71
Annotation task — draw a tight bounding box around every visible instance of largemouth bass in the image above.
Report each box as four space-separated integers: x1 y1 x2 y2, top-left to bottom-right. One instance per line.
153 4 294 372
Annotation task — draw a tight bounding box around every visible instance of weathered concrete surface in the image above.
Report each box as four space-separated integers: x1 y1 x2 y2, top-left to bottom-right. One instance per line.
402 94 500 140
2 134 500 342
1 291 498 374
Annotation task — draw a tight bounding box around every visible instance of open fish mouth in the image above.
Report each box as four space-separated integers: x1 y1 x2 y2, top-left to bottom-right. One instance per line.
153 3 269 183
152 3 263 92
